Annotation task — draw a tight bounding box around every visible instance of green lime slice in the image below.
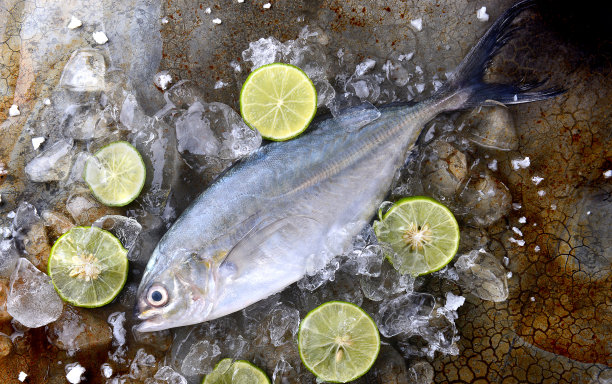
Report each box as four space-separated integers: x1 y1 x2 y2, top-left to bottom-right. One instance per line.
203 359 270 384
373 196 460 276
48 226 128 308
83 141 146 207
298 301 380 383
240 63 317 141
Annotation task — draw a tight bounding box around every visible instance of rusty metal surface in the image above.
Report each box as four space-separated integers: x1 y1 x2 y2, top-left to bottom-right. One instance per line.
0 0 610 383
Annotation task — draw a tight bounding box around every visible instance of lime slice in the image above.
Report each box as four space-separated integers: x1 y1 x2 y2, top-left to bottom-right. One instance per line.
83 141 146 207
203 359 270 384
298 301 380 383
373 196 460 276
48 226 128 308
240 63 317 141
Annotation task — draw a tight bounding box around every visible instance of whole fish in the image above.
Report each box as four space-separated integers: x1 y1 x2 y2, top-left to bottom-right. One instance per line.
136 0 560 331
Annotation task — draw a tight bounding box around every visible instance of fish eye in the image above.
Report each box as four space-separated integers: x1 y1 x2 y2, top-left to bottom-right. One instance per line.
146 284 169 307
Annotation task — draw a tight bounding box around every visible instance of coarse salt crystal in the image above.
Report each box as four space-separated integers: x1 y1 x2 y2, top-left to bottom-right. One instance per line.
604 170 612 178
398 52 414 61
507 271 513 278
530 296 536 301
415 83 425 93
67 16 82 29
263 3 271 9
9 104 20 116
531 176 544 185
161 17 169 24
476 7 489 22
66 364 86 384
518 216 527 224
534 245 540 252
512 203 522 210
537 190 546 197
92 31 108 44
214 80 228 89
509 237 525 246
101 364 113 378
212 18 222 24
43 98 51 105
511 156 530 170
488 159 498 171
237 0 244 2
32 137 45 150
204 7 211 13
18 372 27 382
512 227 523 237
410 18 423 31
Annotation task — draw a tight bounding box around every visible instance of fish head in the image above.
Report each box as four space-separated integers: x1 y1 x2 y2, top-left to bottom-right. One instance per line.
135 247 218 332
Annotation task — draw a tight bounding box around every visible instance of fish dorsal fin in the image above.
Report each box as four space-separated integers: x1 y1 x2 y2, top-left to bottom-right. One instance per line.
326 102 382 133
219 215 322 277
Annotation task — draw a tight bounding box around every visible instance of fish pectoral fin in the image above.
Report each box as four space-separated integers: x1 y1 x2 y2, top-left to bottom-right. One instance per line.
220 215 323 272
323 102 381 133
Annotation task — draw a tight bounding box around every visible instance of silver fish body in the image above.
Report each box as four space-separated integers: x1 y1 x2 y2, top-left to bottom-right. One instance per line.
136 100 448 331
136 0 561 331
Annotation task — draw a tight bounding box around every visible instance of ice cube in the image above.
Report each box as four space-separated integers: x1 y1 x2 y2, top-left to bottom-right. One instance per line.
343 244 384 277
267 304 300 347
61 104 109 140
151 366 187 384
420 140 468 201
180 339 221 376
298 256 340 292
129 348 157 379
92 215 142 255
383 59 411 86
354 58 376 77
108 312 127 347
465 106 518 150
46 305 112 353
377 292 435 337
60 49 106 92
407 359 435 384
455 249 509 302
359 261 414 301
0 239 20 278
457 171 512 227
6 258 63 328
25 139 74 182
242 37 284 69
175 101 261 160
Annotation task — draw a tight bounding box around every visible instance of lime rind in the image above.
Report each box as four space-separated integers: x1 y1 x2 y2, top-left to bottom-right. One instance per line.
203 359 270 384
240 63 317 141
83 141 146 207
298 301 380 383
373 196 460 276
48 226 128 308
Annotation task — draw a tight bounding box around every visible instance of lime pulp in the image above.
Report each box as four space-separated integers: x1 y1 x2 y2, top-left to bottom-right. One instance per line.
373 196 460 276
48 226 128 308
203 359 270 384
240 63 317 141
298 301 380 383
83 141 146 207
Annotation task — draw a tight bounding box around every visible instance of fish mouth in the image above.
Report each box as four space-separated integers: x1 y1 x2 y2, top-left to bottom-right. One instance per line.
134 313 168 332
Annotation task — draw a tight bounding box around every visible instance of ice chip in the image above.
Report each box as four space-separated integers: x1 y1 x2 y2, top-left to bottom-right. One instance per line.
0 239 20 278
93 215 142 254
153 366 187 384
377 292 436 337
384 59 411 86
444 292 465 311
455 250 509 302
180 339 221 376
267 304 300 347
7 258 63 328
25 139 74 182
175 102 261 160
154 70 174 90
60 49 106 92
46 305 112 353
101 363 113 378
129 348 157 379
242 37 284 69
359 261 414 301
457 171 512 226
354 58 376 77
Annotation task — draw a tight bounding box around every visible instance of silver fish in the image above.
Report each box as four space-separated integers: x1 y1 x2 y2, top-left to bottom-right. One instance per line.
136 0 560 332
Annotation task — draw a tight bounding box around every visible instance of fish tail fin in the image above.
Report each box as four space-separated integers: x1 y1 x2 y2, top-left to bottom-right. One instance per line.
439 0 564 109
